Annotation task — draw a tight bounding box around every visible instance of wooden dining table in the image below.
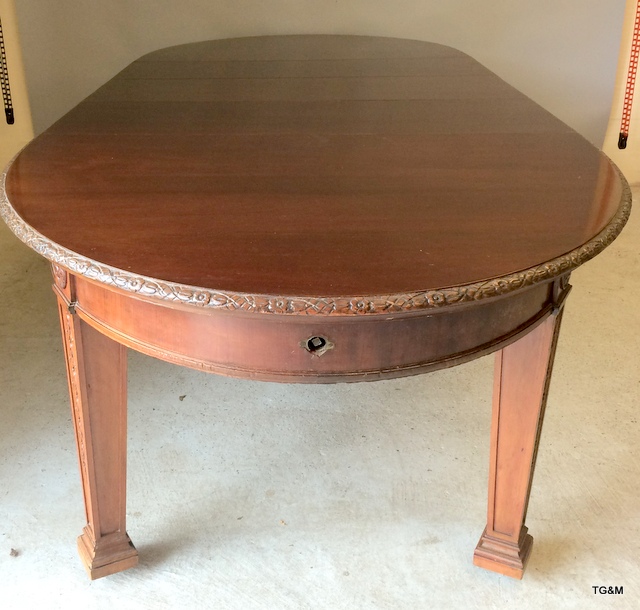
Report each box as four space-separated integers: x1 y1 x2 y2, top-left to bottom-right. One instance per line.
0 35 631 580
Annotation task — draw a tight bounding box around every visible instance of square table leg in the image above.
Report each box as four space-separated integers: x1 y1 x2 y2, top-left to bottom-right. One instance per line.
56 295 138 579
473 310 564 578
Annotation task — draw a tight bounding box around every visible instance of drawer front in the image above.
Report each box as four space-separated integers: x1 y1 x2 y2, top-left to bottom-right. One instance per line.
69 276 551 382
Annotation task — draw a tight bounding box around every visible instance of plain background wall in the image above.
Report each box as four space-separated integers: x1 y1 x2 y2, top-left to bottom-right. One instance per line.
0 0 33 169
11 1 627 147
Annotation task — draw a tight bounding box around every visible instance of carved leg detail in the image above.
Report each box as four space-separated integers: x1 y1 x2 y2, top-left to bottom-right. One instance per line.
57 297 138 579
473 311 563 579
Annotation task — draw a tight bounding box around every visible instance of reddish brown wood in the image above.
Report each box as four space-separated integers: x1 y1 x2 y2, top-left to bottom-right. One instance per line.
473 310 564 578
55 283 137 580
70 274 552 382
4 36 625 298
0 36 631 581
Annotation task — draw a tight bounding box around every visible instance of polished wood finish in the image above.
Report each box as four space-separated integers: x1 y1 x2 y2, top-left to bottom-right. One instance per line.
473 311 564 578
70 272 553 382
0 36 631 581
4 36 624 298
55 275 137 579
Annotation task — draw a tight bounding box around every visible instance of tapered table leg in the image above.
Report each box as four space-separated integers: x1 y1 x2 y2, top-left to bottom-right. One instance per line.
473 311 563 579
57 296 138 579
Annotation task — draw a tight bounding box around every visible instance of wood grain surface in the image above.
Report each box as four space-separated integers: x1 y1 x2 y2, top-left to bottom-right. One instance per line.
1 34 630 582
3 35 627 298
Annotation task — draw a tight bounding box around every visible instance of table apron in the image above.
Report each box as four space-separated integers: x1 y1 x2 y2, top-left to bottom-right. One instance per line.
55 275 555 383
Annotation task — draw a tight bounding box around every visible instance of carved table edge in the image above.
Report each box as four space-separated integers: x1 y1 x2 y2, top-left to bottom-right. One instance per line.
1 154 632 316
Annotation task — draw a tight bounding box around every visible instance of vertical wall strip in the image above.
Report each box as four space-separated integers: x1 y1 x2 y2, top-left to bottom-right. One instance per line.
0 17 15 125
619 1 640 148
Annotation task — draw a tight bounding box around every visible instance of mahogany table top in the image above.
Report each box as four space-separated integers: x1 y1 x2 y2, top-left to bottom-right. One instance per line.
1 35 630 312
0 36 633 581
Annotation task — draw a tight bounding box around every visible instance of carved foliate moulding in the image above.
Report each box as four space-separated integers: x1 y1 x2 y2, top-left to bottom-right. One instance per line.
52 263 68 290
0 159 632 316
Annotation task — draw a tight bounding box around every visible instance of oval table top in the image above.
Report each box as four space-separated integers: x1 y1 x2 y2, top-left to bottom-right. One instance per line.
0 35 631 315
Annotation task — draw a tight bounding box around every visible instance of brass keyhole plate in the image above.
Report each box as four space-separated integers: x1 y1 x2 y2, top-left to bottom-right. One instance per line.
300 335 335 357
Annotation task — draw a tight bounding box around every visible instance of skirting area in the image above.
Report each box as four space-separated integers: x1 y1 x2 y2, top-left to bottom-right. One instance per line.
1 190 638 608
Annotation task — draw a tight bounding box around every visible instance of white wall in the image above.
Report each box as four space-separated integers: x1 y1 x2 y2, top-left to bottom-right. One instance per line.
12 1 627 146
0 0 33 169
